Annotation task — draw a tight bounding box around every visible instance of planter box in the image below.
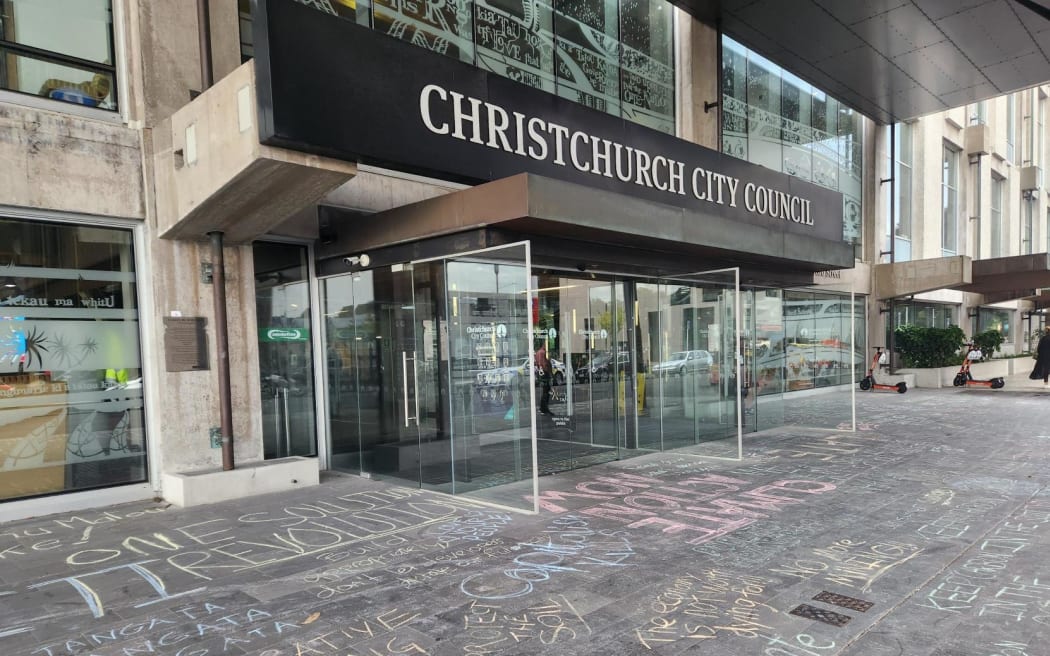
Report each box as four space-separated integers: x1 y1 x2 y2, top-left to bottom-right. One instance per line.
899 359 1010 388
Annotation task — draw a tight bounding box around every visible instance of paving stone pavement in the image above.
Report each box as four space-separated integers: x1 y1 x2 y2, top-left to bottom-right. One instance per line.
1 386 1049 656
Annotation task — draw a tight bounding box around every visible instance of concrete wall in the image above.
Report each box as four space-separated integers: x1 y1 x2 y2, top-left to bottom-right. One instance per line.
142 237 265 474
130 0 242 128
0 104 143 218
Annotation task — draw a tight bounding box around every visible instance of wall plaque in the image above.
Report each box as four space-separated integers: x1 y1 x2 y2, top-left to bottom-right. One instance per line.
164 317 209 372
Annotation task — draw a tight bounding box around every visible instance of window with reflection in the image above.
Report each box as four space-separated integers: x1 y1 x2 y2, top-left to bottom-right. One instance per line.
0 0 117 110
780 290 860 390
894 302 957 329
721 36 865 249
0 218 146 501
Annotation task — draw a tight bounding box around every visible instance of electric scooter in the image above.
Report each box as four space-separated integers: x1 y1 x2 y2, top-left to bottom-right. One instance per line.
859 346 907 393
952 342 1005 389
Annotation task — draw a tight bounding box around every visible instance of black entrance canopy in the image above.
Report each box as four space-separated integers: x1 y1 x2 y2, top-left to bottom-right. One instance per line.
316 173 855 286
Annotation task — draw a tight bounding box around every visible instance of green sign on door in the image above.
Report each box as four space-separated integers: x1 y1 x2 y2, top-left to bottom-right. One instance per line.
260 327 309 342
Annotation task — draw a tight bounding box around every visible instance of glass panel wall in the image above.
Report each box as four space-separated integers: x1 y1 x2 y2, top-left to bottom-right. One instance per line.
0 218 145 501
444 244 534 509
322 259 862 499
321 245 536 511
254 242 316 459
268 0 676 133
721 36 864 249
533 274 626 472
0 0 117 110
746 289 784 432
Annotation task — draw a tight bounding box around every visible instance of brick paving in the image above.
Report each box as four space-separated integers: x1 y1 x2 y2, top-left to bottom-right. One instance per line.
0 385 1048 655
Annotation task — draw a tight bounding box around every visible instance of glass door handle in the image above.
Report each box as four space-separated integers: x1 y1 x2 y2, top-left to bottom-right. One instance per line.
402 351 419 427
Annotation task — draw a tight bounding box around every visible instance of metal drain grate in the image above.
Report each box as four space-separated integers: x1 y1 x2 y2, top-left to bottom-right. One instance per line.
813 591 874 612
790 604 853 627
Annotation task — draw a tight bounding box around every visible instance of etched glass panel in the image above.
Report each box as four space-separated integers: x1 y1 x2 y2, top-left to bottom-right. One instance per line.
781 72 812 181
373 0 475 63
746 50 781 171
554 0 620 116
619 0 674 133
474 0 555 91
722 38 748 160
811 93 839 189
617 0 676 133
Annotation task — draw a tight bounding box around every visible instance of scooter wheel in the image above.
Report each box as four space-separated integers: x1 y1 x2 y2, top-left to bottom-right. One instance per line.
896 382 907 394
991 378 1005 389
859 378 872 391
952 374 966 387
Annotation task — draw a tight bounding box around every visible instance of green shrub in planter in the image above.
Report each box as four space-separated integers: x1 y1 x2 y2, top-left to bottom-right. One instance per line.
971 329 1004 359
894 324 966 368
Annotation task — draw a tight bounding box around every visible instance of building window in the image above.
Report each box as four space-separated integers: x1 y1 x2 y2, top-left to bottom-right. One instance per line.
239 0 252 63
720 36 864 249
886 122 912 262
1022 193 1034 254
263 0 676 134
0 217 146 502
991 174 1003 257
1039 91 1046 169
1006 93 1016 163
0 0 117 110
894 302 957 329
977 307 1011 340
969 100 987 125
942 143 959 255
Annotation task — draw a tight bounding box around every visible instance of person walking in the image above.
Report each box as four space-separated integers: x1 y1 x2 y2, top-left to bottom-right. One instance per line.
1029 327 1050 387
534 342 552 414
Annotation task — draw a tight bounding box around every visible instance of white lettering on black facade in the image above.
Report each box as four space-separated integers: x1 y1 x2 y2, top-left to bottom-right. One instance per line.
419 83 815 229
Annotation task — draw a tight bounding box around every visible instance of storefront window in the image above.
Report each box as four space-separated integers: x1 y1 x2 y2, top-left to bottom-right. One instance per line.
270 0 676 133
0 218 145 501
0 0 117 110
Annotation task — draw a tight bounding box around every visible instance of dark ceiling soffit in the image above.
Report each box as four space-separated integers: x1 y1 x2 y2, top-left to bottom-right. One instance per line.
677 0 1050 125
319 173 854 272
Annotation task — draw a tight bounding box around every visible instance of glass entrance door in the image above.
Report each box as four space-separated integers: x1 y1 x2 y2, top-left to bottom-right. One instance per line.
322 243 537 511
254 242 317 460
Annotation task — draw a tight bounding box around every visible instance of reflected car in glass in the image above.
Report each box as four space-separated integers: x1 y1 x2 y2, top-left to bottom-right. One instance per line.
575 352 629 383
652 350 713 377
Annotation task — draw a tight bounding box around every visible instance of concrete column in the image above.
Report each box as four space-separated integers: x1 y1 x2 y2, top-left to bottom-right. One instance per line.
675 11 719 150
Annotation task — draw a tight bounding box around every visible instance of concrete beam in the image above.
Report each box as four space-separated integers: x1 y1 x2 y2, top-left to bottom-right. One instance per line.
155 61 356 244
874 255 971 300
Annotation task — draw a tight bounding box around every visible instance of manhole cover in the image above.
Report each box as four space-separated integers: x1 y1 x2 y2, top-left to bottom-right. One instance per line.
790 604 852 627
813 591 874 612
